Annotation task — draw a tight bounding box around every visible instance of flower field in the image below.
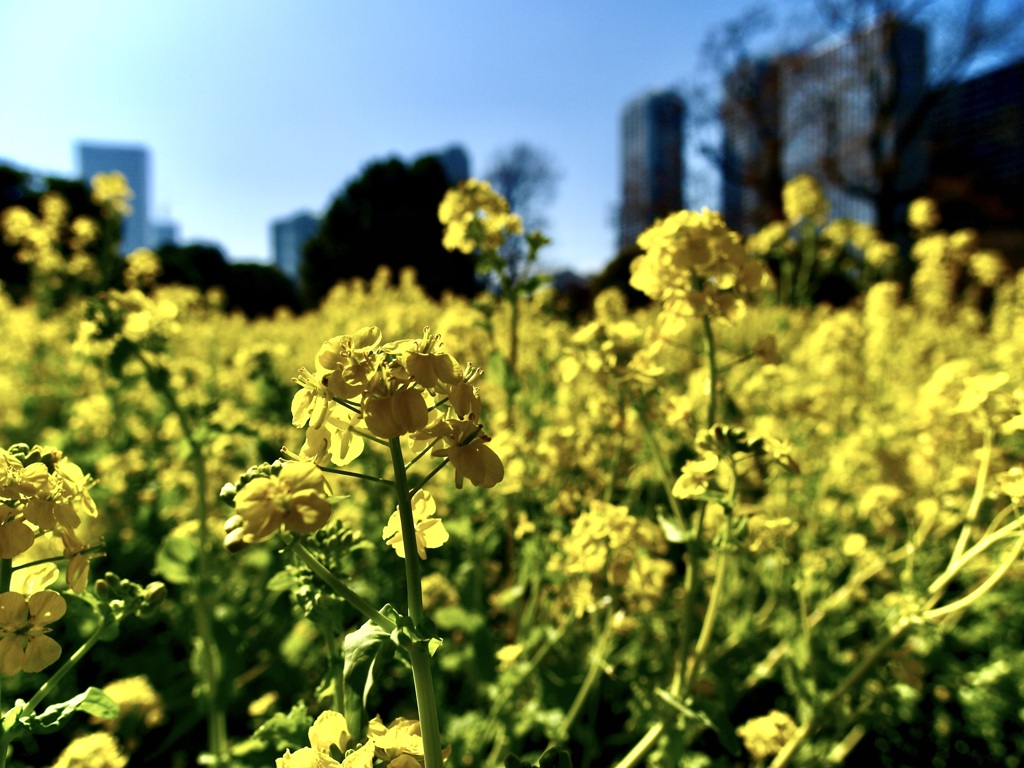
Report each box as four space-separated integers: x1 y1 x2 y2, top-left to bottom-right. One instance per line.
1 177 1023 767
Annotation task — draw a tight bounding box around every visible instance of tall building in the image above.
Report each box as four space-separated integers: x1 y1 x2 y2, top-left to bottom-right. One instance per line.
272 211 319 282
619 90 685 251
77 143 150 253
925 57 1024 265
721 16 927 233
721 59 784 234
149 221 179 250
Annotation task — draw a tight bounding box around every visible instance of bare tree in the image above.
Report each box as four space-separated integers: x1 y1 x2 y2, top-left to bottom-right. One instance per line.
698 0 1024 240
485 143 559 233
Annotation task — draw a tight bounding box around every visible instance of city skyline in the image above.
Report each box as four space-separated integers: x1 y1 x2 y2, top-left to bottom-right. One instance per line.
0 1 770 276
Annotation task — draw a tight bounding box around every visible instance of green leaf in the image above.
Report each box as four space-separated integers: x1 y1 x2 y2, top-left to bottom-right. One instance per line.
265 570 294 593
343 619 391 739
153 534 197 585
18 687 119 735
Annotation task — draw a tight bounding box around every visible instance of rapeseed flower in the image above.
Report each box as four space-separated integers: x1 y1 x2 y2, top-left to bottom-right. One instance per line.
382 490 449 560
438 179 523 254
52 731 128 768
0 590 66 675
782 174 828 224
736 709 798 760
229 461 332 545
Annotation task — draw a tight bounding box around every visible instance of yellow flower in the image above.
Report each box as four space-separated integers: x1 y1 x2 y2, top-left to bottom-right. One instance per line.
308 709 351 754
0 505 35 559
276 747 322 768
0 590 66 675
362 387 429 439
368 715 424 761
736 709 798 760
98 675 165 730
782 174 828 224
52 731 128 768
428 417 504 489
90 171 134 217
438 179 523 254
230 462 332 545
123 248 163 289
671 452 719 499
382 490 449 560
968 249 1007 287
907 196 940 232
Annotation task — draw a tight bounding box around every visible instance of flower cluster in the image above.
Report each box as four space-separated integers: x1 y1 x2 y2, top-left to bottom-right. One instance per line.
0 191 102 287
0 443 102 674
90 171 134 218
292 326 502 489
782 173 829 225
223 461 333 549
630 208 768 331
277 710 442 768
736 709 798 760
907 200 1009 313
437 179 523 255
547 500 673 618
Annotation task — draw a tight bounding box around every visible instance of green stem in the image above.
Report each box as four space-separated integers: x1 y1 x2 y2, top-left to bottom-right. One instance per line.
552 608 615 745
769 620 912 768
289 539 396 633
317 466 393 486
23 610 107 716
613 722 666 768
135 350 227 765
948 426 992 568
506 289 520 430
684 546 731 695
0 608 109 768
702 315 718 429
794 221 816 305
389 438 443 768
409 459 451 498
0 560 10 594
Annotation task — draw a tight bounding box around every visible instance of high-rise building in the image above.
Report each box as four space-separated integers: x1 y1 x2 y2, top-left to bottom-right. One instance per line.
925 57 1024 265
77 143 150 253
721 16 927 233
619 90 685 251
779 17 927 227
272 211 319 282
721 59 784 234
149 221 179 250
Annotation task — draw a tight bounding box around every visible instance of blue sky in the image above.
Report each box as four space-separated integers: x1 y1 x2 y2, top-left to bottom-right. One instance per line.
0 1 778 274
2 1 1011 275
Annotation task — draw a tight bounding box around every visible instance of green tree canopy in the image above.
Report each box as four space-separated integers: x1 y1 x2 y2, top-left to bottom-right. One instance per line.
302 154 478 305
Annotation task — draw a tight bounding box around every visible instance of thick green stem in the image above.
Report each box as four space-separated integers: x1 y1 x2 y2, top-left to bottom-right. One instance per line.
0 560 10 595
389 438 443 768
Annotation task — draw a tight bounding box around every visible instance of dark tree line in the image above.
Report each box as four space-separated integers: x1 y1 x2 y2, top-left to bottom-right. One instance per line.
302 153 479 305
